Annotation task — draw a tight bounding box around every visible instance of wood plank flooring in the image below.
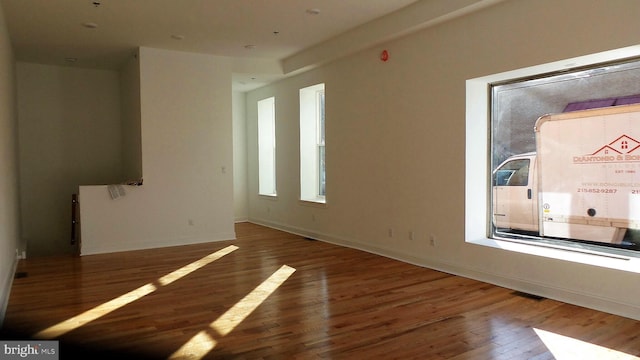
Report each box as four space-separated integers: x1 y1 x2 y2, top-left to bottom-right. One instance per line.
2 223 639 359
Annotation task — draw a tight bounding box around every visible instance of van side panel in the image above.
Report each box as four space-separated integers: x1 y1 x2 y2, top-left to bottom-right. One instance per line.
535 104 640 243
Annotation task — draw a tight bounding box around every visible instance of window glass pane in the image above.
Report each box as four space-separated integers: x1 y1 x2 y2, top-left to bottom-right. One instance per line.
494 159 529 186
490 58 640 254
258 97 276 195
318 91 325 145
318 145 325 196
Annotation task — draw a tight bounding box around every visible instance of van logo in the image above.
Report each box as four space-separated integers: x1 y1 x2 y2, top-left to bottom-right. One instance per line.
573 134 640 163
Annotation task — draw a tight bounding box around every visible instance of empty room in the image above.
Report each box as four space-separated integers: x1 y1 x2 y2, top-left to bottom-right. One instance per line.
0 0 639 359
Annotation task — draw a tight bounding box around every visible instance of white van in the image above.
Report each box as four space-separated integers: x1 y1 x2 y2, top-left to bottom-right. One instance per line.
492 104 640 244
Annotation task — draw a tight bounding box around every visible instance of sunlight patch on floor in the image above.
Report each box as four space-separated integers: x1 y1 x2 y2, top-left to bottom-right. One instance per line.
34 245 239 339
157 245 238 286
169 264 296 360
534 328 639 360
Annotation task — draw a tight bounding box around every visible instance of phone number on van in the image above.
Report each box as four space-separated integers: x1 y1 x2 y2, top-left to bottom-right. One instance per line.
577 188 618 194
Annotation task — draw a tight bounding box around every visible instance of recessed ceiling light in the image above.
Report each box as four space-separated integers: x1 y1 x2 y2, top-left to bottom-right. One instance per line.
171 34 185 40
306 8 321 15
244 45 256 50
82 22 98 29
65 57 77 63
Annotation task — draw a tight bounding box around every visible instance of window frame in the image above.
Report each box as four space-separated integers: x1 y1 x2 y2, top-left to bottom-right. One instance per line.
465 45 640 273
300 83 326 204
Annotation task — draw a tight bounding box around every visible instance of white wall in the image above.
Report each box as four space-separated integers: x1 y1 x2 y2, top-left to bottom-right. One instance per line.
80 47 235 255
0 2 19 325
246 0 640 319
233 91 248 221
120 51 142 182
16 63 123 256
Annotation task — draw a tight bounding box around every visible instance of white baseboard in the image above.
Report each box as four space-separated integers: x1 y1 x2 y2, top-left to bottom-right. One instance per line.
80 232 237 256
249 217 640 321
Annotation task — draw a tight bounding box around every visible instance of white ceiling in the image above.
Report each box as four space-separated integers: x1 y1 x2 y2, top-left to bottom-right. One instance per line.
0 0 503 91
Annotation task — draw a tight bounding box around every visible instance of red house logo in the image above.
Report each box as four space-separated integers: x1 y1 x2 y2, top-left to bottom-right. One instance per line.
573 134 640 163
590 145 621 156
605 134 640 154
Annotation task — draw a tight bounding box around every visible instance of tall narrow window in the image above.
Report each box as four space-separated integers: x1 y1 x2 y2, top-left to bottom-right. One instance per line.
258 97 276 196
300 83 326 203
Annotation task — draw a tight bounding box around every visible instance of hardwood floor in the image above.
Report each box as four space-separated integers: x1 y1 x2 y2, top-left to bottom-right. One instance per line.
2 223 639 359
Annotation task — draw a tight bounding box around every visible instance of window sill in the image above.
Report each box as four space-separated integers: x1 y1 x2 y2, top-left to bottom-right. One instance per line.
468 236 640 274
258 194 278 200
298 199 327 208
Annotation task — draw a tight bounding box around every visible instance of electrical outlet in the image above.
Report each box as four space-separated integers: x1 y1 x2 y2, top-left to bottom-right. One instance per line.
429 234 436 246
388 228 394 237
409 231 415 240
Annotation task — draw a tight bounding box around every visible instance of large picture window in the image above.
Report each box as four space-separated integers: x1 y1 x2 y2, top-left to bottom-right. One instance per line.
489 58 640 255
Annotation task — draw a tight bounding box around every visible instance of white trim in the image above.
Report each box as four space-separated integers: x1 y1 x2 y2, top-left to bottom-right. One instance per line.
258 194 279 201
298 199 327 208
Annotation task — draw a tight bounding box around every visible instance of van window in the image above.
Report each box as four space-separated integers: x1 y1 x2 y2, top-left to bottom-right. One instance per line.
494 159 529 186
